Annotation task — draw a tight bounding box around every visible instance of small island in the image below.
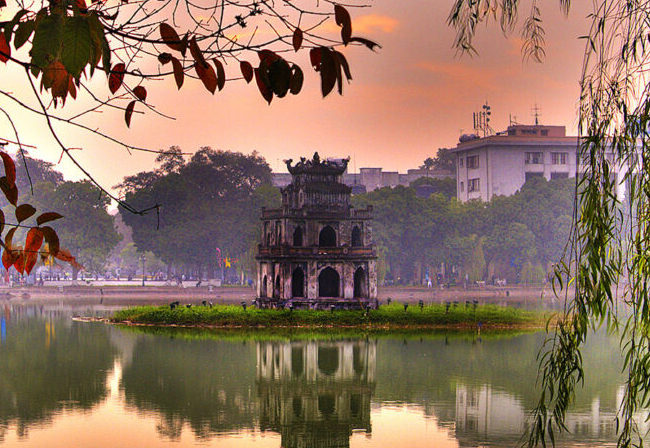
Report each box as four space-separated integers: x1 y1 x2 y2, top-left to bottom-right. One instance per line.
110 302 547 330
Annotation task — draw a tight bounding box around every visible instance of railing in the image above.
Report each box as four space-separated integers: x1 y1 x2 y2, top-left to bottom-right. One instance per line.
258 245 375 257
260 207 373 220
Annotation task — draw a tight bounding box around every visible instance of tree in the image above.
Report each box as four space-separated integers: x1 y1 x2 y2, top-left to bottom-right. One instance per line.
449 1 650 446
32 180 121 278
0 0 378 212
118 148 276 279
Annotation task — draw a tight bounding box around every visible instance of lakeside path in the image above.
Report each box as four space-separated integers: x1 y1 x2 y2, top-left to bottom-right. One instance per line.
0 283 561 308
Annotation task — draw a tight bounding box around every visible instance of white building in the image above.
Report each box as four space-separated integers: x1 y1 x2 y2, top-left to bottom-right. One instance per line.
452 125 580 202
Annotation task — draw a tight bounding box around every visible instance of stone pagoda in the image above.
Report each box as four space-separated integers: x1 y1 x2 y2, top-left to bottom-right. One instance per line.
256 153 377 309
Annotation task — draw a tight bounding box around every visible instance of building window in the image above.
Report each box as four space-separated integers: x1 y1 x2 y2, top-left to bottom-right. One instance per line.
468 178 480 192
459 157 463 168
551 152 567 165
467 155 479 169
525 152 544 164
460 181 464 192
541 129 549 136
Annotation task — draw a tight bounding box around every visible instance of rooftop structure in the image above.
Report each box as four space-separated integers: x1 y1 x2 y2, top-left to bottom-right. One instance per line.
452 124 581 202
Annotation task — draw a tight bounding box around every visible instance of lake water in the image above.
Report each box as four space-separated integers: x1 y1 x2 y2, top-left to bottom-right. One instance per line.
0 305 634 447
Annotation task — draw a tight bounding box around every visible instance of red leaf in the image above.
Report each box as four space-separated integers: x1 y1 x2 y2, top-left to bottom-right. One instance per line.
160 23 184 52
13 250 24 274
36 212 63 226
349 37 381 51
133 85 147 101
0 177 17 205
334 5 352 45
333 50 352 81
240 61 253 83
158 53 172 64
24 227 43 274
125 100 136 127
0 33 10 63
0 151 15 187
195 61 217 94
292 28 303 52
55 248 83 271
171 56 184 89
212 59 225 91
258 50 279 63
189 36 206 67
68 76 77 99
75 0 88 12
319 47 337 97
0 209 4 236
2 249 15 271
289 64 303 95
15 204 36 223
254 68 272 104
109 63 126 94
309 48 321 71
41 226 60 256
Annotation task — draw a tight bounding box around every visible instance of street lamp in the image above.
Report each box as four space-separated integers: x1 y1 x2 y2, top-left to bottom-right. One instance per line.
140 254 146 286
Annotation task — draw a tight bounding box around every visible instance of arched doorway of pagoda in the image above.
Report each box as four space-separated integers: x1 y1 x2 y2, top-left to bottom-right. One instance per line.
318 267 340 297
274 274 281 298
319 225 336 247
292 267 305 297
354 267 368 298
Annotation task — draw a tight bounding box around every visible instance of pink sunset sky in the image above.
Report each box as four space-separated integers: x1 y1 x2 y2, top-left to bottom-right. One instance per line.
0 0 591 191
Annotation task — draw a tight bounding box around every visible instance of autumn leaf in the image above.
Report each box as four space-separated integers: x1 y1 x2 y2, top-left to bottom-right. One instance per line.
309 47 321 70
189 36 206 67
24 227 43 274
125 100 136 127
0 176 17 205
55 248 83 271
289 64 303 95
171 56 184 89
349 37 381 51
160 23 184 52
240 61 253 83
133 85 147 101
0 33 10 63
319 47 337 97
40 226 60 256
212 59 225 91
13 250 24 274
0 209 4 236
195 61 217 93
268 58 291 98
334 5 352 44
42 61 69 100
15 203 36 222
293 28 303 52
334 50 352 81
109 63 126 94
158 52 172 64
0 151 16 187
254 68 272 104
2 248 16 271
36 212 63 226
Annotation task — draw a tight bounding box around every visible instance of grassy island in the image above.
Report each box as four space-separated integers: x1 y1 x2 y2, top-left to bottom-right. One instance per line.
111 303 548 330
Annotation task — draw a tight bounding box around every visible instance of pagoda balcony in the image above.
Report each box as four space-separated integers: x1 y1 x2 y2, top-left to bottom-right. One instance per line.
260 207 373 220
257 245 375 258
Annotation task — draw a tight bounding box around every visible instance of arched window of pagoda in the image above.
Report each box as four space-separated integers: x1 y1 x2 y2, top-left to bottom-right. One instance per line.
318 267 340 297
293 226 303 247
261 275 268 298
291 267 305 297
351 226 362 247
319 225 336 247
274 275 281 298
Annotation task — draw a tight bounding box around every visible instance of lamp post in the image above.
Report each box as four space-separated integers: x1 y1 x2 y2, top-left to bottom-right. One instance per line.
140 254 146 286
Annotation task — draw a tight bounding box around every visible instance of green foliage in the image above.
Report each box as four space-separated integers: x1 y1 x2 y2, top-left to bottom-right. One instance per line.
410 176 457 199
119 149 277 277
353 177 574 284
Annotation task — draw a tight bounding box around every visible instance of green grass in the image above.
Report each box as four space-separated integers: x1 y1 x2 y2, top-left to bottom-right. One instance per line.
111 303 546 329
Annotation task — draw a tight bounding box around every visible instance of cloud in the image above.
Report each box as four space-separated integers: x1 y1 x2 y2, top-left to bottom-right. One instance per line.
321 14 399 34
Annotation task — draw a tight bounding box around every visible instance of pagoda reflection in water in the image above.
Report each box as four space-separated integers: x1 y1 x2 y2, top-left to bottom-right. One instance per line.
256 339 376 448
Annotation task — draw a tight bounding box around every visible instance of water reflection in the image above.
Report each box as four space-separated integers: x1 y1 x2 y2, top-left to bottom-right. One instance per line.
0 305 637 448
0 305 116 442
257 340 375 448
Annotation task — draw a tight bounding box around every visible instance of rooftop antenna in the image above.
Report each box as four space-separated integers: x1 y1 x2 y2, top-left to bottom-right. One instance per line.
473 101 493 137
532 103 541 125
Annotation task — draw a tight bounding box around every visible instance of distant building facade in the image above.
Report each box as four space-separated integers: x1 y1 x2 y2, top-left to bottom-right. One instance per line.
452 125 581 202
272 165 453 193
257 153 377 309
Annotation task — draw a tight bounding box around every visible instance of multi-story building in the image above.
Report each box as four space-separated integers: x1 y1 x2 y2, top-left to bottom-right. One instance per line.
452 124 581 202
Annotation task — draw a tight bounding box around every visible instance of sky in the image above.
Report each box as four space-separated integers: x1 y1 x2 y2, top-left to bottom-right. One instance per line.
0 0 592 192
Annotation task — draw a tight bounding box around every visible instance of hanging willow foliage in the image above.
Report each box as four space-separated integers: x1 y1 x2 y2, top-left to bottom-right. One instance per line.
449 1 650 447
